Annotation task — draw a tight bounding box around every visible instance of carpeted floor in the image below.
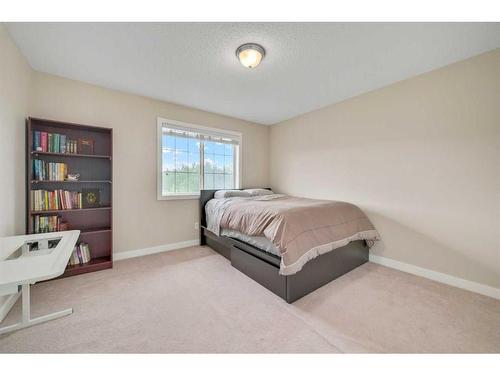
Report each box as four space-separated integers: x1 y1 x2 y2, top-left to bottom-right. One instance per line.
0 246 499 353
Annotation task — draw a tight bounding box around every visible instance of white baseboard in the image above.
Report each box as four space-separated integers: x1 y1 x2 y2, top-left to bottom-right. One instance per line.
369 254 500 300
114 239 200 261
0 293 20 322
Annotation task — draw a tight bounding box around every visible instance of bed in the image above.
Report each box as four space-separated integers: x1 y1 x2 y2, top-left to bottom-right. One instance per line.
199 189 379 303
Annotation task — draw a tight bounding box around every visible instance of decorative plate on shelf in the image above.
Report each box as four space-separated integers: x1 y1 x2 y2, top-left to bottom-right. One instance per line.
82 188 100 208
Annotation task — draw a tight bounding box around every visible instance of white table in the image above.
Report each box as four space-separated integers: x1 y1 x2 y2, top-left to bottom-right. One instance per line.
0 230 80 334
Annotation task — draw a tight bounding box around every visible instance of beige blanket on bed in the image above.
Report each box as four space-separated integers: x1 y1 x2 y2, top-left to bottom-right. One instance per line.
219 195 380 275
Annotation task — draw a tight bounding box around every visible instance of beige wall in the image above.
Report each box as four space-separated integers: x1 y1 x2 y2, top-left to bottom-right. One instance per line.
270 49 500 289
0 25 32 315
0 25 31 237
28 72 269 254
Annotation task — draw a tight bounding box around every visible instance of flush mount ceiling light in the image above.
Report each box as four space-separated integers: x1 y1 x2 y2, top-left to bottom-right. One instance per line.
236 43 265 69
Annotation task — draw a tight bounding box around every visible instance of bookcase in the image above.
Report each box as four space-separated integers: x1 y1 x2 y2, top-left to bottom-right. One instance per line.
26 117 113 277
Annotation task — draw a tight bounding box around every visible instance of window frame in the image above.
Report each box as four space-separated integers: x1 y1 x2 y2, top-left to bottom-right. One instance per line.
157 117 242 200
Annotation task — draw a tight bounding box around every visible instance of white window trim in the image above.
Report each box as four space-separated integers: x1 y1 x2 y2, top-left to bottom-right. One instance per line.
157 117 243 201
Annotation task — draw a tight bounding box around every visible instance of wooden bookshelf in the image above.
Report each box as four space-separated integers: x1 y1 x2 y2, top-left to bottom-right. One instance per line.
26 117 113 278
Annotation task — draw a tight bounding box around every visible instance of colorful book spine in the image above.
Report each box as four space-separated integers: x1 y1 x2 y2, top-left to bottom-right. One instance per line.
33 131 42 151
34 131 77 153
76 246 83 264
67 243 92 266
82 244 91 263
31 189 84 211
48 133 53 153
69 247 79 266
41 132 48 152
60 135 67 153
32 160 68 181
32 215 61 233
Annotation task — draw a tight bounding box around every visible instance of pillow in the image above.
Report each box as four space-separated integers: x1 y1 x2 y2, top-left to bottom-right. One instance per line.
244 188 274 196
214 190 250 199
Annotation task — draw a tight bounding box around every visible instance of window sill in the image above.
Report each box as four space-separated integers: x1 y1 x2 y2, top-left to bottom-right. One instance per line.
157 194 200 201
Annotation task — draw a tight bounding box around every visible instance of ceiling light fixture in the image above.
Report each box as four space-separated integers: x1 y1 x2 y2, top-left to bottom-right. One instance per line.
236 43 265 69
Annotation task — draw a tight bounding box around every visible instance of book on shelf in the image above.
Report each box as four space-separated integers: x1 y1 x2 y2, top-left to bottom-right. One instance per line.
33 131 41 151
68 139 78 154
33 131 88 155
68 243 92 266
31 189 84 211
33 215 67 233
41 132 47 151
78 138 94 154
47 133 53 152
33 159 68 181
60 134 67 153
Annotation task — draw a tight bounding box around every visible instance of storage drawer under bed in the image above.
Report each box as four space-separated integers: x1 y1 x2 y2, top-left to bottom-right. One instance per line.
203 228 232 260
231 240 369 303
231 245 287 300
202 223 369 303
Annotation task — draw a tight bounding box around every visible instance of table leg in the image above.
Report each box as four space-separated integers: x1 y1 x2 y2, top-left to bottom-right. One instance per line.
22 284 30 322
0 283 72 335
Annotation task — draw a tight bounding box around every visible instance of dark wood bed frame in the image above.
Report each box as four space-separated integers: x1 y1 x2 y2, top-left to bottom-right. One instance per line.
199 189 369 303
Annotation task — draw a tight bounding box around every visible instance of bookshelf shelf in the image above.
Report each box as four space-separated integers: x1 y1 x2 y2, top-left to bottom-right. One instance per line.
31 180 112 184
30 206 112 215
27 117 113 278
31 151 111 159
63 256 112 278
80 227 112 235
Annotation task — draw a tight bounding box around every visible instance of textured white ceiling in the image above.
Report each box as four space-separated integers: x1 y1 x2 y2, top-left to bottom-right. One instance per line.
6 23 500 125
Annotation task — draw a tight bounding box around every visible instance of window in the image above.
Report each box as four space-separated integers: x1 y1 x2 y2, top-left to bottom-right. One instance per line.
157 117 241 199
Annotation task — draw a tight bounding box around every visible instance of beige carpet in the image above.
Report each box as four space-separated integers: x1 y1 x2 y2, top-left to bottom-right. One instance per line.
0 246 499 353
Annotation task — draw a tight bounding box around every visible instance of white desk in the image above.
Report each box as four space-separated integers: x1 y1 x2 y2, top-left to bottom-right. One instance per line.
0 230 80 334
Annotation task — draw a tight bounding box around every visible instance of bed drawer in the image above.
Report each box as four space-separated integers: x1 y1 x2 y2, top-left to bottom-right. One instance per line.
231 245 286 299
286 240 368 302
203 228 232 260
